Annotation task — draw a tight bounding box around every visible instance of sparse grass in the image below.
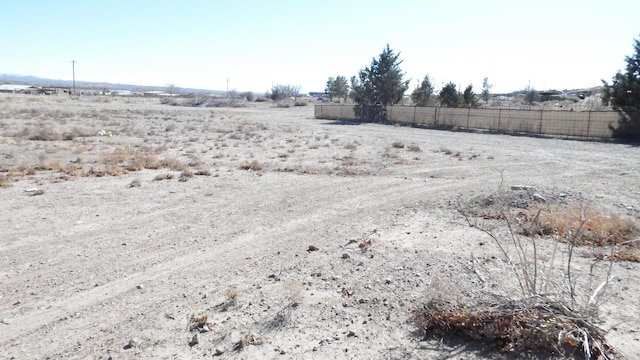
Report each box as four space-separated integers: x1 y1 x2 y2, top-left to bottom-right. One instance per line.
178 170 194 182
161 157 189 171
0 175 12 187
522 205 638 247
153 173 174 181
344 142 358 150
240 160 264 171
391 141 405 149
194 168 211 176
407 144 422 152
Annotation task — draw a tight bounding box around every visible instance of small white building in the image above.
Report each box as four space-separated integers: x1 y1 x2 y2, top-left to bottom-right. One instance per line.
0 84 42 94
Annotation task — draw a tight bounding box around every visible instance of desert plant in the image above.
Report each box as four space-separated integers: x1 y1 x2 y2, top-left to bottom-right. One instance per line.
240 160 264 171
428 180 627 358
391 141 405 149
407 144 422 152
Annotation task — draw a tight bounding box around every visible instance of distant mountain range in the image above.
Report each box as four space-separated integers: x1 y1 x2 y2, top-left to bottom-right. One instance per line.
0 73 222 94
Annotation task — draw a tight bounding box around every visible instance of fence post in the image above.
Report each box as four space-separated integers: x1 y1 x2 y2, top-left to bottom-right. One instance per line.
435 107 439 126
586 110 592 139
340 104 344 119
539 109 543 134
413 106 417 124
467 107 471 128
389 106 392 122
497 108 502 131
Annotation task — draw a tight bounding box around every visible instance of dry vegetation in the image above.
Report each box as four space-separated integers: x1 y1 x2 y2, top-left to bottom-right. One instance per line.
1 94 639 359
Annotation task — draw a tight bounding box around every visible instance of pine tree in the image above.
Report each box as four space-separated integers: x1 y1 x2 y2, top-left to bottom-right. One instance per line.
463 84 479 108
352 45 410 106
439 82 460 107
411 75 434 107
603 35 640 110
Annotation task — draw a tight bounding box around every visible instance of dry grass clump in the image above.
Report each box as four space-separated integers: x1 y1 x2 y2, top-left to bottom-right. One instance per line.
522 205 638 247
519 205 639 262
194 168 211 176
0 175 13 187
86 165 126 177
154 173 174 181
413 298 620 359
240 160 264 171
178 170 194 182
391 141 405 149
160 157 189 171
407 144 422 152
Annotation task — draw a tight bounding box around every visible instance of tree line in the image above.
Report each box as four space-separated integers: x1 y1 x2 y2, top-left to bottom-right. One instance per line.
323 37 640 115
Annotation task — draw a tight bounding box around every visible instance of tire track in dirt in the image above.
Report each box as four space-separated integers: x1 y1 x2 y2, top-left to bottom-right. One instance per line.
0 173 480 357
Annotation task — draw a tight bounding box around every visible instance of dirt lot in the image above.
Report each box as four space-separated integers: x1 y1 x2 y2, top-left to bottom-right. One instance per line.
1 95 639 359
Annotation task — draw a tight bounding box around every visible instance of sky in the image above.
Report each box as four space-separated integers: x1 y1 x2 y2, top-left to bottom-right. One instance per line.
1 0 639 94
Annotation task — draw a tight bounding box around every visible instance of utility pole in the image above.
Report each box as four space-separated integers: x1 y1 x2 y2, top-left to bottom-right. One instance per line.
71 60 76 97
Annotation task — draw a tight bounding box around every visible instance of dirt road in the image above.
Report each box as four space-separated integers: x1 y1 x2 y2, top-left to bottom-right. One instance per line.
1 96 639 359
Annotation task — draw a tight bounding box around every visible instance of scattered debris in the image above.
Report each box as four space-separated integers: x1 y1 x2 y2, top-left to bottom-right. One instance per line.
124 338 141 350
308 245 320 252
25 188 44 196
188 314 214 333
189 333 199 347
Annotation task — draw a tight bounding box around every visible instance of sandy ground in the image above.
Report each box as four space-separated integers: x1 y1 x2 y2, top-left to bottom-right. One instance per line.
0 95 639 359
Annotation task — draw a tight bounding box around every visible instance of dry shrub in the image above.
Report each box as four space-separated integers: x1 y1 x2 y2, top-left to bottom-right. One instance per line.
161 157 188 171
407 144 422 152
391 141 405 149
524 205 638 247
449 187 626 358
344 142 358 150
179 170 194 182
0 175 12 187
340 155 358 166
194 168 211 176
22 125 60 141
240 160 264 171
154 173 174 181
413 298 620 359
101 147 133 165
86 165 126 177
35 160 62 171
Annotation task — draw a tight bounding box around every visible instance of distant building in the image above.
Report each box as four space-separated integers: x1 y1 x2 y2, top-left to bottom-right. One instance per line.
0 84 43 94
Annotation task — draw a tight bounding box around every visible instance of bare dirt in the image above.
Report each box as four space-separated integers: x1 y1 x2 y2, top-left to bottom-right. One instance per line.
1 95 639 359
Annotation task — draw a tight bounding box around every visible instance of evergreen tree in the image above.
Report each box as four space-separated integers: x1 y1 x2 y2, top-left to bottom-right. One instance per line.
439 82 460 107
602 35 640 110
411 75 434 107
352 44 410 106
324 76 335 100
463 84 479 107
481 77 492 103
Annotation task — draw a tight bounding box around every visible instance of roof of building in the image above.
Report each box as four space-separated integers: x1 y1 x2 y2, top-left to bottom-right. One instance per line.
0 84 39 91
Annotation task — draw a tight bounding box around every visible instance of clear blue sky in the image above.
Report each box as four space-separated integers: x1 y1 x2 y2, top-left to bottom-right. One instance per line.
1 0 639 94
